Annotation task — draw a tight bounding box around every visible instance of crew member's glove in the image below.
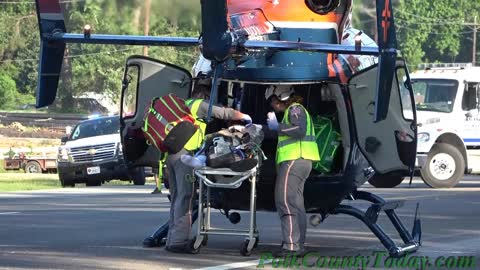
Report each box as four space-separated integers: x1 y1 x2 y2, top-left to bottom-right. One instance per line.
242 114 252 125
252 124 263 130
267 112 279 131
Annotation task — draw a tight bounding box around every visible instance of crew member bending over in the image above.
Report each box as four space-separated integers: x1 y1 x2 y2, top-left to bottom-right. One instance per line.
165 78 252 254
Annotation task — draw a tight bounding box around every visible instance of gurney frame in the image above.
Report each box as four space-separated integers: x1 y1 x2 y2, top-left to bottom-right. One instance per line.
192 166 260 256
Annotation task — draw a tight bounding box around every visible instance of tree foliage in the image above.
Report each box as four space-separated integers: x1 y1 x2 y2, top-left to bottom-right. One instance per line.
352 0 479 68
0 74 16 109
0 0 199 112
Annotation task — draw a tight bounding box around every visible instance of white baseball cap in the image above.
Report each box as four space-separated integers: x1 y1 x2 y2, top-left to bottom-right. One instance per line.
265 85 294 101
192 53 212 77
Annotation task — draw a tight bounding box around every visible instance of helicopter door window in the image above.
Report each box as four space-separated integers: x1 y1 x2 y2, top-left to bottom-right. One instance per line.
396 67 414 121
122 65 140 119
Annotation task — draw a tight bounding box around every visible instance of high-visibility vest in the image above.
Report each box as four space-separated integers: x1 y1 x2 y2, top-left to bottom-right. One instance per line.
157 153 167 189
184 99 207 151
276 103 320 164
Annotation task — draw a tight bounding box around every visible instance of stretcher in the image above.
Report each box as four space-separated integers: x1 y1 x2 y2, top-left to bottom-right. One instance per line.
191 164 260 256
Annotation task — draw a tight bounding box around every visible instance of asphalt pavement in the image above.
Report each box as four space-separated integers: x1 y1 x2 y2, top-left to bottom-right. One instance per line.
1 177 479 270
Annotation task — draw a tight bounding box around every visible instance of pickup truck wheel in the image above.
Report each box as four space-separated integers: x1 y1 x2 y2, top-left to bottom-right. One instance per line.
421 143 464 188
86 180 102 187
130 167 146 185
368 172 405 188
25 161 42 174
59 174 75 188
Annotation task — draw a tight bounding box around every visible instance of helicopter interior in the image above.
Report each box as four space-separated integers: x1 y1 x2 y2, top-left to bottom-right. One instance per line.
120 74 351 184
211 80 350 182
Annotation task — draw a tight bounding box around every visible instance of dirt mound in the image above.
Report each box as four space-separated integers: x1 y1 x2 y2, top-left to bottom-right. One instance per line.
0 124 65 139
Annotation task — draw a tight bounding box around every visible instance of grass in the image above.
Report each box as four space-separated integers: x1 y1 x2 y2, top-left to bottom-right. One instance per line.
0 173 61 192
0 173 156 192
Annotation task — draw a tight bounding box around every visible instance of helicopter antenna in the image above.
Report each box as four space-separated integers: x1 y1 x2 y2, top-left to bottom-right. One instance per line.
412 202 422 244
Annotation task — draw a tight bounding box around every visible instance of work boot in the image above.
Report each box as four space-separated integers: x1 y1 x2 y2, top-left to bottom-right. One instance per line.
143 236 166 248
165 242 197 254
273 247 306 258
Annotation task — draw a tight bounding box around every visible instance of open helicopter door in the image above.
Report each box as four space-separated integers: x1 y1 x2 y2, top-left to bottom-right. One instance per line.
120 56 192 168
349 59 417 175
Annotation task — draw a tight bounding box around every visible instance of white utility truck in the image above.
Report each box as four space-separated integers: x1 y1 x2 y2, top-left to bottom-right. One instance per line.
411 63 480 188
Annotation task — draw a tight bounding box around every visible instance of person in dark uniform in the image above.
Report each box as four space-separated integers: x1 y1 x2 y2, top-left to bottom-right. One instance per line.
264 85 320 257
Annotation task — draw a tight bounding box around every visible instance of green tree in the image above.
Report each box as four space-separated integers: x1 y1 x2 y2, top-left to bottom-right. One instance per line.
395 0 433 67
0 0 201 113
354 0 473 68
457 1 480 64
0 74 16 109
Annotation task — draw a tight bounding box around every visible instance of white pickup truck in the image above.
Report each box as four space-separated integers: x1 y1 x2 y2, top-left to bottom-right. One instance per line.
412 63 480 188
57 115 146 187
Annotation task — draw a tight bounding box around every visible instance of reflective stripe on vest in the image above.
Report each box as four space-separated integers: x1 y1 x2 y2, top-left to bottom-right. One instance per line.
276 103 320 164
184 99 206 151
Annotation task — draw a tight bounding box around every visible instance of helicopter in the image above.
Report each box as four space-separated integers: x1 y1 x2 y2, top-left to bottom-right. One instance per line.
34 0 420 258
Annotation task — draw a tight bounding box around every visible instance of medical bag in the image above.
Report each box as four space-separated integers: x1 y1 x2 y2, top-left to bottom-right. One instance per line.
142 94 197 154
312 115 342 173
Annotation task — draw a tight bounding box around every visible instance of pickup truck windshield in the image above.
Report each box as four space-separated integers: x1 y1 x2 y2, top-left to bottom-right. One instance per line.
70 117 120 140
412 79 458 113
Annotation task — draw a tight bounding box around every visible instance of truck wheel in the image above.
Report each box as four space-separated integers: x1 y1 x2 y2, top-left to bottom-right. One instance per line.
368 172 405 188
130 167 146 185
59 174 75 188
421 143 464 188
25 161 42 174
86 180 102 187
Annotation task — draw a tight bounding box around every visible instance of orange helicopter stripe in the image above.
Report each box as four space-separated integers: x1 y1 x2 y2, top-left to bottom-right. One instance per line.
227 0 337 23
327 54 336 78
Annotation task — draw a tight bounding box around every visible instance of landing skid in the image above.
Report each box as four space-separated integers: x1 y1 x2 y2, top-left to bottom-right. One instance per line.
332 190 422 258
142 190 421 258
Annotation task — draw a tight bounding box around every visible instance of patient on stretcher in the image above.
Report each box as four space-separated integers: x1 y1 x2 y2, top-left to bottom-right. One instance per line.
181 124 265 173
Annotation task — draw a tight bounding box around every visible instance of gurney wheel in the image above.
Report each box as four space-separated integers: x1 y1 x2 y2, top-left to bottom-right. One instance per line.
201 235 208 246
189 238 201 254
240 239 253 256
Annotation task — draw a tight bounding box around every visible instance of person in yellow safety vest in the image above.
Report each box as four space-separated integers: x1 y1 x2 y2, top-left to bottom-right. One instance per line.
151 167 161 194
164 78 252 254
264 84 320 258
151 154 167 194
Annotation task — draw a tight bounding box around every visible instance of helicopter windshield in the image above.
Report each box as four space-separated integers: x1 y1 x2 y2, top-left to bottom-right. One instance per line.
412 79 458 113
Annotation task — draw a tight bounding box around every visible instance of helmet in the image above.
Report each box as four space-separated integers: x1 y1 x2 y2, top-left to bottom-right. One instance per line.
265 85 294 101
192 53 212 77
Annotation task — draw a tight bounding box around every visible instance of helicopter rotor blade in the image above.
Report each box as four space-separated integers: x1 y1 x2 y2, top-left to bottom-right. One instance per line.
35 0 66 108
200 0 232 62
373 0 399 122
